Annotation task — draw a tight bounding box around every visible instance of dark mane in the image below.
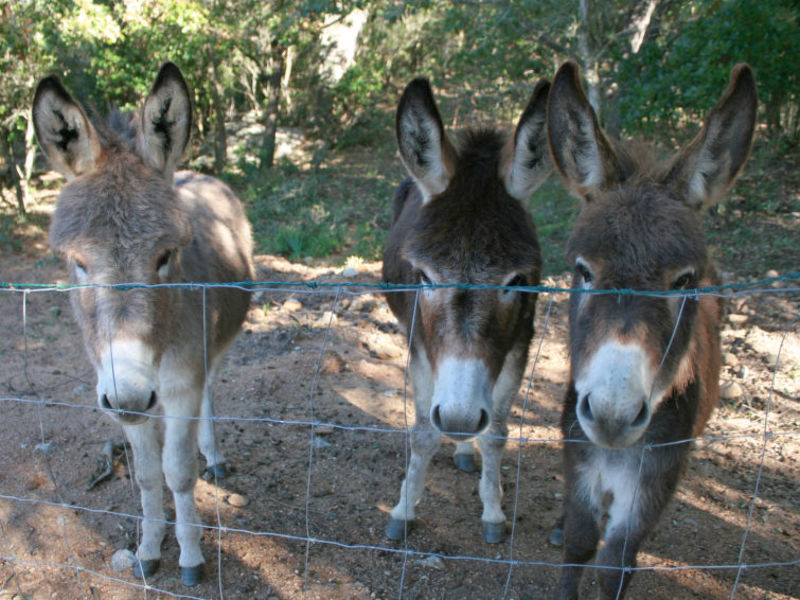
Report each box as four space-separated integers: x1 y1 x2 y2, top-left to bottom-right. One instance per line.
454 127 508 176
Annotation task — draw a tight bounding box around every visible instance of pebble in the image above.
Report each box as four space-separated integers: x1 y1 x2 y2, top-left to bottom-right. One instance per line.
313 437 332 449
721 352 739 367
738 365 749 379
765 269 779 279
417 556 445 570
110 548 136 572
341 267 358 278
35 442 55 455
720 381 744 400
282 298 303 313
227 493 249 508
728 314 748 326
368 340 402 360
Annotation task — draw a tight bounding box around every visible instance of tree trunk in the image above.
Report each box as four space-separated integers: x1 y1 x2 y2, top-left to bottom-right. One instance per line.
259 43 286 172
1 131 25 216
209 59 227 175
578 0 601 116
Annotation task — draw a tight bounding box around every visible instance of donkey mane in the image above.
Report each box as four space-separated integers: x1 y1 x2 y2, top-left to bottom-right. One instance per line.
453 127 508 175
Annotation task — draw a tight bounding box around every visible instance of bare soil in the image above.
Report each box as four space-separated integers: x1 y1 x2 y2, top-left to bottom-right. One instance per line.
0 231 798 600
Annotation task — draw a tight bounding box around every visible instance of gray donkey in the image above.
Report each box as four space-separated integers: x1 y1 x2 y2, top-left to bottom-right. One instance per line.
33 63 254 585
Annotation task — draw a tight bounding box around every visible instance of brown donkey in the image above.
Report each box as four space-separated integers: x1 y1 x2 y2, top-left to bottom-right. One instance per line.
382 77 551 543
546 61 756 598
33 63 254 585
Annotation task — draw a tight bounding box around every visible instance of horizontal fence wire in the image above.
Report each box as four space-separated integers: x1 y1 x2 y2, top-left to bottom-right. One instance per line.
0 276 798 599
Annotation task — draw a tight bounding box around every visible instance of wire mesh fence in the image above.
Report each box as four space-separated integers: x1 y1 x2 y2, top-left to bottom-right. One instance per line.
0 273 798 599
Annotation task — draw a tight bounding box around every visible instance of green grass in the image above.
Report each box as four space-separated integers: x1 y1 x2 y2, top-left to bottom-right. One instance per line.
227 150 399 263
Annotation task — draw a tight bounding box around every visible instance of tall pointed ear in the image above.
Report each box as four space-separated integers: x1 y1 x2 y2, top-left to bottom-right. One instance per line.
33 76 101 180
546 60 624 198
395 77 456 204
667 64 757 210
140 62 192 182
501 79 552 201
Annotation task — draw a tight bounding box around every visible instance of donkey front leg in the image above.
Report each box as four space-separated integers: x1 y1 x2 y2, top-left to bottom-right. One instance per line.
125 418 166 579
476 419 509 543
162 395 205 586
387 417 442 540
553 493 600 600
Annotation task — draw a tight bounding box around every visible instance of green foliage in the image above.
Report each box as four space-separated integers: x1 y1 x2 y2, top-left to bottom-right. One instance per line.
232 151 397 262
616 0 800 139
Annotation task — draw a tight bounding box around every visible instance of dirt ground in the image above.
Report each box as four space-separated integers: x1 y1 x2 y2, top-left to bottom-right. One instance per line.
0 239 798 600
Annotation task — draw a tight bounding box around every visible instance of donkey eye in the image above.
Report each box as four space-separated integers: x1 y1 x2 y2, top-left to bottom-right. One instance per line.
73 259 88 279
575 262 593 285
418 271 432 286
672 271 695 290
503 274 528 295
156 249 173 273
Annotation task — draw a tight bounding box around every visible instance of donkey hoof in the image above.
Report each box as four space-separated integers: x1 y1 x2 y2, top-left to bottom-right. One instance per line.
482 520 507 544
181 564 205 586
386 518 414 541
453 453 478 473
549 525 564 547
202 463 228 481
133 558 160 579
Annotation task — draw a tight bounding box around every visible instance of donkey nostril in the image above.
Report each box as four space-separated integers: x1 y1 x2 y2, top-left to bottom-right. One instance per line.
476 409 490 432
146 391 157 412
431 405 442 430
101 394 112 410
632 402 649 428
578 394 594 423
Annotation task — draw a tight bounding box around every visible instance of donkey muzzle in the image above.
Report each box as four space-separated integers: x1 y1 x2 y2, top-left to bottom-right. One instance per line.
430 357 493 439
95 339 159 425
576 392 650 449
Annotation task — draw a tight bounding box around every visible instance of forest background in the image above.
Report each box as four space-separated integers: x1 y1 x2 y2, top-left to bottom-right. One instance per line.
2 0 798 275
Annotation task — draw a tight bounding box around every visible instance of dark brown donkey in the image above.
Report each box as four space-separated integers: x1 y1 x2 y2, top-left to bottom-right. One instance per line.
33 63 254 585
546 61 756 599
382 77 551 543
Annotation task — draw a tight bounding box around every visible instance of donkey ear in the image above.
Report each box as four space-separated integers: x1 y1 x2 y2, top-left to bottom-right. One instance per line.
140 62 192 182
502 79 552 201
33 76 101 180
546 61 623 198
667 64 757 210
395 78 456 204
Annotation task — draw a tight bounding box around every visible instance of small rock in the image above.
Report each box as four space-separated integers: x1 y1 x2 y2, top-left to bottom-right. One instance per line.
282 298 303 313
728 314 748 326
721 352 739 367
341 267 358 278
417 556 445 570
111 548 136 572
321 352 347 374
35 442 55 455
315 311 338 327
227 493 249 508
720 381 744 400
765 269 779 279
366 339 402 360
764 352 781 367
738 365 749 379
